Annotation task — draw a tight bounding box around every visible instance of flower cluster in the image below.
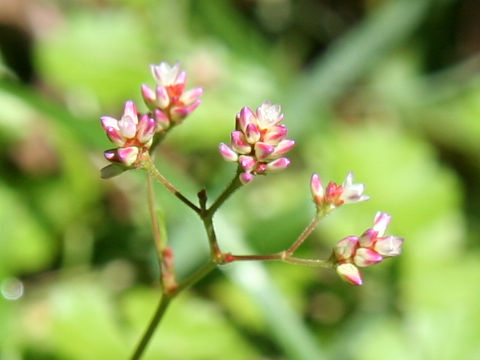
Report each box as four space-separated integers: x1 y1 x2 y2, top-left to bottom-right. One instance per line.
100 60 404 289
334 212 404 286
310 171 370 210
219 101 295 184
141 62 203 127
100 62 202 176
101 101 155 167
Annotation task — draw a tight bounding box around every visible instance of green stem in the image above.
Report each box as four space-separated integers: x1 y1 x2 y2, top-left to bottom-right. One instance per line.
202 216 223 261
282 256 331 267
194 169 243 261
171 260 217 296
146 173 165 264
142 153 200 214
286 205 333 256
130 295 171 360
286 215 322 256
227 253 331 267
207 168 242 216
129 261 217 359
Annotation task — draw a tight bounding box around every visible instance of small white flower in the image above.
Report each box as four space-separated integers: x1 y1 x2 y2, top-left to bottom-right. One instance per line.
339 171 370 204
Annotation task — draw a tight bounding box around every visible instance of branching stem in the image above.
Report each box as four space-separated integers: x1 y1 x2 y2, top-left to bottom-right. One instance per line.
141 153 200 214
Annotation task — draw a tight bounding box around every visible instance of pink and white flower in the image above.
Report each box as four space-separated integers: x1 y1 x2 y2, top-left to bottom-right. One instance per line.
311 171 369 209
219 101 295 184
333 212 403 286
336 263 363 286
141 62 203 126
100 100 155 167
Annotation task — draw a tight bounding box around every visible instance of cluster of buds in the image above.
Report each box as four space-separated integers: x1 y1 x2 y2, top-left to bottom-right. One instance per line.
310 171 370 210
100 62 202 176
100 60 404 288
218 101 295 184
101 101 155 167
334 212 404 286
141 62 203 128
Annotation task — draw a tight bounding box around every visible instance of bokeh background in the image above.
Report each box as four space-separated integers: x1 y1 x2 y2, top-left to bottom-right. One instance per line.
1 0 480 359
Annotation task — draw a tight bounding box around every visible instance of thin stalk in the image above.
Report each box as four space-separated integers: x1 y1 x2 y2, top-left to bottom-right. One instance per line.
147 173 165 264
170 260 217 296
286 205 333 256
129 261 217 359
130 295 171 360
227 253 331 267
201 216 223 261
196 169 243 261
142 153 200 214
228 253 283 261
286 215 322 256
207 169 242 216
282 256 331 267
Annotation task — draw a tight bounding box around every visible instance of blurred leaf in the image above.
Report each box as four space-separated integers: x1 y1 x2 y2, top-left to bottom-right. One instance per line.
0 181 53 277
36 10 152 108
46 280 127 360
122 289 257 359
286 0 433 137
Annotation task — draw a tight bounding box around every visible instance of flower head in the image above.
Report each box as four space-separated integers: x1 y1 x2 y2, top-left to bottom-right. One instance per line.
311 171 369 210
100 100 155 168
141 62 203 126
219 101 295 184
333 212 403 285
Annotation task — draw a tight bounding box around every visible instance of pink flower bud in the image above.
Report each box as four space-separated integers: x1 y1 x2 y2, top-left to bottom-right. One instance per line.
336 263 363 286
105 127 126 147
155 86 170 109
335 236 359 261
104 149 117 161
256 163 268 173
118 108 137 139
325 182 344 204
263 125 287 144
136 114 156 144
175 71 187 88
218 143 238 162
231 131 251 154
270 139 295 158
179 87 203 105
123 101 138 122
353 248 383 267
239 172 254 185
374 235 404 257
266 157 290 171
359 228 377 248
170 100 201 121
245 123 261 144
239 155 256 172
154 109 170 131
101 116 119 131
236 106 256 133
141 84 156 109
117 147 139 166
310 173 324 205
254 142 275 160
373 212 392 237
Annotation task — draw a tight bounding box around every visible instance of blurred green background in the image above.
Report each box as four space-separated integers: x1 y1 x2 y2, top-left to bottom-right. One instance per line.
1 0 480 359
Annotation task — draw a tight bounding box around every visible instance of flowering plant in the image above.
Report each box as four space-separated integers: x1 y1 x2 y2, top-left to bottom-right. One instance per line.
100 62 404 359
